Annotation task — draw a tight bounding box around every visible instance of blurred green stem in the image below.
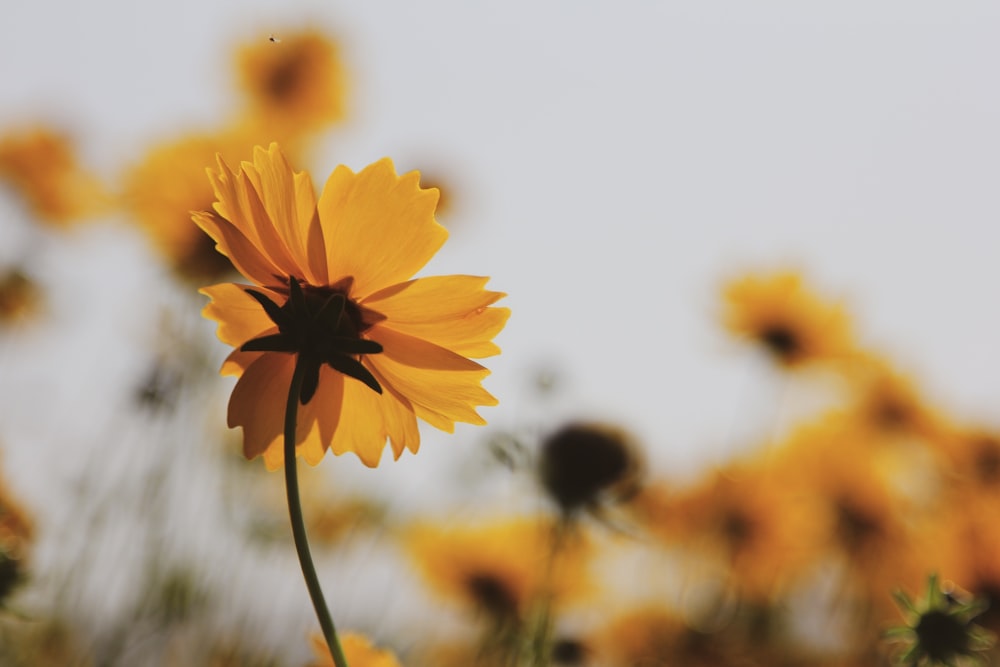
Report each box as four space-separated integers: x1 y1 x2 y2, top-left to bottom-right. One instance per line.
285 357 349 667
525 515 571 667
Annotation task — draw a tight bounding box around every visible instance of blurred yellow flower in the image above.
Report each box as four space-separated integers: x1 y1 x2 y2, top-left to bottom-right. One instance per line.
844 356 946 443
123 129 263 282
196 144 507 468
405 517 589 622
308 633 401 667
775 420 928 614
235 29 346 142
639 463 816 600
721 270 855 367
0 126 109 225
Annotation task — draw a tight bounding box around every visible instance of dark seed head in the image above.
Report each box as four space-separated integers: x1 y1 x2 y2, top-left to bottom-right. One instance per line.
915 609 970 662
551 638 587 664
539 423 641 515
759 323 800 360
466 572 519 618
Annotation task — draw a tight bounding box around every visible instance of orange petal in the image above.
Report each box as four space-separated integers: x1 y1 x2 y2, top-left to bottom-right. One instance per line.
363 275 504 321
362 275 509 357
221 349 262 377
243 144 327 285
367 327 497 430
317 158 446 297
207 153 300 281
200 282 280 347
227 352 295 461
326 374 393 467
193 210 284 287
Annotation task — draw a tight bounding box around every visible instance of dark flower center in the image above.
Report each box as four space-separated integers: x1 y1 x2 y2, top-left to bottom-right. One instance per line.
721 508 756 550
551 638 587 664
972 438 1000 485
240 276 384 404
834 497 883 555
466 573 519 618
265 53 303 102
915 609 970 662
539 424 638 514
759 323 800 359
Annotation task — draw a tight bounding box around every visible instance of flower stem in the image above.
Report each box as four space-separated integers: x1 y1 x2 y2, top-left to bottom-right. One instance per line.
285 357 349 667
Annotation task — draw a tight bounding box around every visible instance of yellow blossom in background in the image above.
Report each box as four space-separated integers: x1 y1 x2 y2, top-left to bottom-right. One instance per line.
638 463 817 600
721 270 855 367
0 126 109 225
938 428 1000 499
308 633 401 667
122 129 270 283
196 144 508 467
843 355 947 444
773 420 931 618
404 517 589 621
235 29 346 144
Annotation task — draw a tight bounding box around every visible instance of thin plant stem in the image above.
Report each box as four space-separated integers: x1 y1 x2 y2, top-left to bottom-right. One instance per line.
526 515 572 667
285 357 349 667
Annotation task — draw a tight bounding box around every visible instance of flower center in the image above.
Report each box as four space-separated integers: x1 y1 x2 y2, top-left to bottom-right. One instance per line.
240 276 384 404
759 323 800 360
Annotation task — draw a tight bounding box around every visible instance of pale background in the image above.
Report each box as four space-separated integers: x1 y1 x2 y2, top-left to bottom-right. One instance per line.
1 0 999 660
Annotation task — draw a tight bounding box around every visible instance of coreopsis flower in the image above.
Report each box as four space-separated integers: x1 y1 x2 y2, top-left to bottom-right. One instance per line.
405 517 589 623
123 129 265 282
775 420 929 614
538 422 643 517
887 574 993 666
196 144 507 467
235 29 345 142
0 126 109 225
721 270 855 367
308 633 402 667
844 356 946 443
638 463 816 600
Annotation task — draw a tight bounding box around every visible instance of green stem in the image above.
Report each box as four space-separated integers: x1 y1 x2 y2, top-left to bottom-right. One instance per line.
526 515 571 667
285 357 349 667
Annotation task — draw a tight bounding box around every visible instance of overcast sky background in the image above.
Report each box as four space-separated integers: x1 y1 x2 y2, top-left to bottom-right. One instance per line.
3 1 1000 487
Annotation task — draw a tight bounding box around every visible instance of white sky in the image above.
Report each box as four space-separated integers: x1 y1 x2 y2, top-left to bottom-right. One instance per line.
3 0 1000 481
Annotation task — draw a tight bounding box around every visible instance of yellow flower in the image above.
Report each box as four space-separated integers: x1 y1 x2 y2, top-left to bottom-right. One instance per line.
0 126 109 225
123 129 264 282
404 517 589 621
235 29 346 142
721 270 855 367
774 419 930 615
638 463 817 600
195 144 507 467
308 633 401 667
843 355 946 443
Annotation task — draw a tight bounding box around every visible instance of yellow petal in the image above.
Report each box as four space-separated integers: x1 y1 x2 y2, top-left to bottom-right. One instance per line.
367 327 497 430
318 158 446 297
193 210 283 287
200 282 280 347
221 349 261 377
368 363 422 459
261 365 346 469
363 275 503 320
227 352 294 461
362 275 509 357
326 374 393 467
243 144 327 285
207 154 300 281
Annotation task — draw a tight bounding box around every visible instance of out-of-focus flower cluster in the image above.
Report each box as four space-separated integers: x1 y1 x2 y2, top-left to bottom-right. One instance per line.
0 16 996 667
